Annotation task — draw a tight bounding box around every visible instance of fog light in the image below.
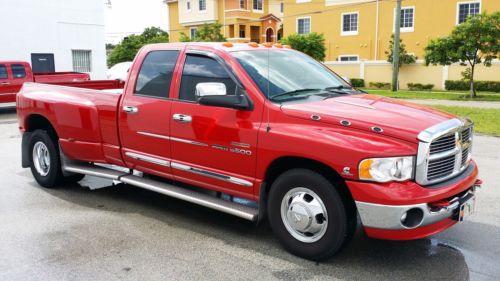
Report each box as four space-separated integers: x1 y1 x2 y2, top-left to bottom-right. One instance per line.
400 208 424 229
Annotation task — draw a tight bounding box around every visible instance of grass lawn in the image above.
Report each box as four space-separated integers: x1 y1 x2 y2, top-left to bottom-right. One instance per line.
429 105 500 136
364 89 500 102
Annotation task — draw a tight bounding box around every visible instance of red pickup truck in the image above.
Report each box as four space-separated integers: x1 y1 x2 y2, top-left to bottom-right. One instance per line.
1 61 124 107
16 43 481 261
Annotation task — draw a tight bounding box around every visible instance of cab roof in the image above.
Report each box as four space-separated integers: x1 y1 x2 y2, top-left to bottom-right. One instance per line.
141 42 293 53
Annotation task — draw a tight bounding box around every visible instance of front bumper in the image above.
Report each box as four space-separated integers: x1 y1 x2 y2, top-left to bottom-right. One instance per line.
346 161 480 240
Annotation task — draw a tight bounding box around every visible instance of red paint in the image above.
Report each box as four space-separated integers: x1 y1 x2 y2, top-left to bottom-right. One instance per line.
364 218 457 240
0 60 109 104
16 43 480 238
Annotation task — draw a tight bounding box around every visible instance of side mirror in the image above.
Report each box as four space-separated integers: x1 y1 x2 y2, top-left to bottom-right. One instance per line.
196 82 227 98
198 95 252 110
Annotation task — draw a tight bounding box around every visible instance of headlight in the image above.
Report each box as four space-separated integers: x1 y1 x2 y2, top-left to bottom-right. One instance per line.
359 156 414 182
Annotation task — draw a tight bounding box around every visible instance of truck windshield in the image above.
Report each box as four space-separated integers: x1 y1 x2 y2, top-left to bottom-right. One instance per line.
232 50 351 101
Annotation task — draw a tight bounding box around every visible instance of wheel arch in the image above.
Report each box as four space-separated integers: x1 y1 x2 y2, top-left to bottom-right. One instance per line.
21 114 59 168
259 156 357 224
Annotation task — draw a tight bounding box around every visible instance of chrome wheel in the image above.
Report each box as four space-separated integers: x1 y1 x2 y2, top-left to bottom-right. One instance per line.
280 187 328 243
32 141 51 176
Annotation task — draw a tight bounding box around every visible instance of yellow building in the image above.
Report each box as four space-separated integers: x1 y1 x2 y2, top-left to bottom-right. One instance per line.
166 0 284 43
282 0 499 61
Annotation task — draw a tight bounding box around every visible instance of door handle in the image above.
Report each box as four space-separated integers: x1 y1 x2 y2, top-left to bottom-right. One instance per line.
173 114 192 123
0 82 10 85
122 106 138 114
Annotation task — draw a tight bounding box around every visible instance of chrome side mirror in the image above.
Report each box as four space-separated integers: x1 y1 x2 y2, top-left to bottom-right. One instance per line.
195 82 227 98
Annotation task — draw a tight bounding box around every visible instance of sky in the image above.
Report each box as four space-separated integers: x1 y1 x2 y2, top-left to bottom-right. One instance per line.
104 0 170 44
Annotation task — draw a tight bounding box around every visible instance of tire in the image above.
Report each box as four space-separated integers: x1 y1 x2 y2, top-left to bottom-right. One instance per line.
28 129 85 187
267 168 351 261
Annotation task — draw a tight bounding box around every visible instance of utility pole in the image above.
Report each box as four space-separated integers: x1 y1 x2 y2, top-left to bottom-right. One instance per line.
391 0 402 91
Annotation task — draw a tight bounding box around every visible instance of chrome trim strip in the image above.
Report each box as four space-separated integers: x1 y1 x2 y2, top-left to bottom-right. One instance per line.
170 137 208 147
125 152 170 167
137 131 170 140
0 102 16 108
171 162 253 187
418 118 463 143
230 141 251 148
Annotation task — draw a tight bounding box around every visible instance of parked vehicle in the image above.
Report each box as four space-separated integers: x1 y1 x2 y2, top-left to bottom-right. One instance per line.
16 43 481 261
0 61 124 107
106 61 132 81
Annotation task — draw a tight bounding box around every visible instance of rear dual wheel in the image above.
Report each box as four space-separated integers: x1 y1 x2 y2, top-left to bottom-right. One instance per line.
28 129 85 188
268 169 355 261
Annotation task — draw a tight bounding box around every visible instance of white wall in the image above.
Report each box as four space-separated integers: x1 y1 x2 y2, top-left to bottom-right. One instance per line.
0 0 106 79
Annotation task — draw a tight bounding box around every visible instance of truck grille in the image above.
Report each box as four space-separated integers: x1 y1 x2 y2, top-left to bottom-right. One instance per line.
416 119 473 186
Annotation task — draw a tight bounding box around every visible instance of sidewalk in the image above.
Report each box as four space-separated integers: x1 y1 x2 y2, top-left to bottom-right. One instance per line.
405 99 500 109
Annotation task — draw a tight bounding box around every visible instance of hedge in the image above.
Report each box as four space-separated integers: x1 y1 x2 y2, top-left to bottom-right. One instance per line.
407 83 434 91
369 82 391 89
445 80 500 92
350 78 365 87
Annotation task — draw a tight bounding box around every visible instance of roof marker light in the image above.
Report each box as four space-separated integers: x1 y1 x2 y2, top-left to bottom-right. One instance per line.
222 42 233 47
248 42 259 48
274 43 283 48
283 44 292 49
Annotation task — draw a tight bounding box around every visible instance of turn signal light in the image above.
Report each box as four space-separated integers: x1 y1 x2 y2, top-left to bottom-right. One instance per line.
358 159 373 179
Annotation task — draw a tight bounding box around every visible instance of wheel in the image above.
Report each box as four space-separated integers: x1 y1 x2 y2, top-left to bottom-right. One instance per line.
267 168 351 261
28 129 85 187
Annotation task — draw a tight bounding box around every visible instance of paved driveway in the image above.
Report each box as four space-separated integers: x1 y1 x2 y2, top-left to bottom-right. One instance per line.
0 108 499 281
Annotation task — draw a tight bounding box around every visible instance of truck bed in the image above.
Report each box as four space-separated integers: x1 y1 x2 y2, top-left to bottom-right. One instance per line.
17 82 124 165
33 72 90 83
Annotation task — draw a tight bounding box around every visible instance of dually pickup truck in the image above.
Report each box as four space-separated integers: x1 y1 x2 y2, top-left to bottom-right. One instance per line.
17 43 481 261
1 61 125 107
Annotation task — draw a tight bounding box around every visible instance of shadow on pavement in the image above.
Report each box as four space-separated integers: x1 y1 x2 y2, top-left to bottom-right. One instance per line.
39 177 472 281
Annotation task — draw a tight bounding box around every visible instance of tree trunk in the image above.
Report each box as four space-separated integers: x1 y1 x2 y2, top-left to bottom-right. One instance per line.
469 64 476 98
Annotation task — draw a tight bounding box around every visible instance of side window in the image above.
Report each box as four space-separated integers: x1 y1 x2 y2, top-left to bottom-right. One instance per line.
179 54 237 102
11 64 26 78
0 65 7 79
135 50 180 98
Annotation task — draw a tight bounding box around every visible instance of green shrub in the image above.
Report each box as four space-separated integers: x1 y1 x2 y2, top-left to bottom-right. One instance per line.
407 83 434 91
350 78 365 87
280 32 326 61
445 80 500 92
369 82 391 89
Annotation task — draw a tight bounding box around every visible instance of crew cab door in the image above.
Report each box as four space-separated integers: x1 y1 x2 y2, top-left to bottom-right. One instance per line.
0 63 31 104
118 50 181 177
169 50 261 197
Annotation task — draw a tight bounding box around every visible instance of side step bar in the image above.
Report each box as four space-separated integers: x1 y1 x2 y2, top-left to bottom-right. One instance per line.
62 162 259 222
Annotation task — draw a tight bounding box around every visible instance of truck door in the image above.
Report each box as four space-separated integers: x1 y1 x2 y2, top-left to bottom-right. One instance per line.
118 50 181 177
0 63 31 104
169 51 261 197
0 64 11 104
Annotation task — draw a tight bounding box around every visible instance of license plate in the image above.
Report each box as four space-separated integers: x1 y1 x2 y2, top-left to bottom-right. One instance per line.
458 196 476 222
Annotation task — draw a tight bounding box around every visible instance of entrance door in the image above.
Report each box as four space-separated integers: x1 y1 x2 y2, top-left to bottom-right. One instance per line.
31 53 55 73
266 28 274 43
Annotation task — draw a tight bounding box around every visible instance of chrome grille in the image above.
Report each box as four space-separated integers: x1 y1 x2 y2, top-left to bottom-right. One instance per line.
416 118 473 186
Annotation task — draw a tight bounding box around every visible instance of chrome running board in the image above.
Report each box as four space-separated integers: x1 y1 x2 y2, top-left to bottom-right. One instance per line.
62 162 258 221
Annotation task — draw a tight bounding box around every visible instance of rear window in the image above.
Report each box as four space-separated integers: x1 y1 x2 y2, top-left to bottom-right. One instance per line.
0 65 7 79
135 50 180 98
11 64 26 78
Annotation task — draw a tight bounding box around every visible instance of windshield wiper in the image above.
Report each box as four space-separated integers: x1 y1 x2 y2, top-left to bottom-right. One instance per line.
270 88 322 101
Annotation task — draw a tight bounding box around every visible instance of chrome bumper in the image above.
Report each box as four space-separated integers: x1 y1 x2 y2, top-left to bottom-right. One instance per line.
356 186 478 230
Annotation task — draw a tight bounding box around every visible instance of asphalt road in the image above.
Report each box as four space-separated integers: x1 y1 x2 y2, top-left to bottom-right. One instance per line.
1 108 499 281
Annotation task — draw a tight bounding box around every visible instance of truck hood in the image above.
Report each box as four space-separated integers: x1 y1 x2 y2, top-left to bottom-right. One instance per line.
280 94 455 143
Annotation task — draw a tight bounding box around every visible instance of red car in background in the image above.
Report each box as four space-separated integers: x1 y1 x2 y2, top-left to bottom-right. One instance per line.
0 61 124 107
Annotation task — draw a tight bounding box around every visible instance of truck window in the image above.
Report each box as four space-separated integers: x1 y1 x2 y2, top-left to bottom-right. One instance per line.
11 64 27 78
135 50 180 98
0 65 7 79
179 54 236 102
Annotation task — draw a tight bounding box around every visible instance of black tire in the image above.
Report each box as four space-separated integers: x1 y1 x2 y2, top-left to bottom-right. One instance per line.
28 129 85 187
28 129 65 188
267 168 352 261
